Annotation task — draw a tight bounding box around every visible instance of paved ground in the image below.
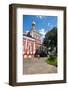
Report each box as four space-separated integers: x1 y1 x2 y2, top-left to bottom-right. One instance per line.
23 57 57 75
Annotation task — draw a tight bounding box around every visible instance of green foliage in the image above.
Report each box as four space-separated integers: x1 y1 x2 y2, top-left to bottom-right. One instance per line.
48 55 55 60
43 27 57 48
47 55 57 67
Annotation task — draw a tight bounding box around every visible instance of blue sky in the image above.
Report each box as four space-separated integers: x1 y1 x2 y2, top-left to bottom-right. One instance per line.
23 15 57 38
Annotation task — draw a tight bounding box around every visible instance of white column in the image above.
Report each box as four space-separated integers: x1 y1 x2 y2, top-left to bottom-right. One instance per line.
33 42 35 54
25 39 27 49
27 42 29 55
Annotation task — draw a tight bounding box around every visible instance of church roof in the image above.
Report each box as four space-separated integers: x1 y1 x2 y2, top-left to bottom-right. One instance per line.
23 33 35 39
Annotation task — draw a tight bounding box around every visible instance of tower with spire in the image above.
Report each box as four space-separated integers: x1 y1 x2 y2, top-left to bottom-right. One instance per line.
31 21 36 30
23 20 42 58
30 21 41 40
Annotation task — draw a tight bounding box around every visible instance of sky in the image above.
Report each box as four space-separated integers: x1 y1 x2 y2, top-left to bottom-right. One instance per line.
23 15 57 38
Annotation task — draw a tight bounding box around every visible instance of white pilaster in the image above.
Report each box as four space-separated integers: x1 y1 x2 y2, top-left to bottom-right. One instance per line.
33 42 35 54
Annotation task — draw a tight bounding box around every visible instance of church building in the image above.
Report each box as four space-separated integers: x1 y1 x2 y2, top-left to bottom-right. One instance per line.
23 21 42 58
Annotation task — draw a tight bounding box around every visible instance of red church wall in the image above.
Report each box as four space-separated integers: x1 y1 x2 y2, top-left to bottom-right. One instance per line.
23 37 41 58
23 36 36 58
23 21 41 58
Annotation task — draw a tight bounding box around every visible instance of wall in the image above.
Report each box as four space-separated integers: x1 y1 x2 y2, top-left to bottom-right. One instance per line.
0 0 68 90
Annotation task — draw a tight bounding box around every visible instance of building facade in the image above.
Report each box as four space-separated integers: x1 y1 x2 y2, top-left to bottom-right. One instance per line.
23 21 41 58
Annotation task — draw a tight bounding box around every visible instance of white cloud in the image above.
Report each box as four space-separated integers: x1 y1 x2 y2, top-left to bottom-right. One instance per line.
39 28 47 39
36 16 44 19
39 28 47 43
25 30 29 33
48 22 50 26
47 22 53 30
39 16 43 19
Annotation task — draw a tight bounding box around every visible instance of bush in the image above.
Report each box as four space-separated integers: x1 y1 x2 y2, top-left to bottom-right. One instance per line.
48 55 56 60
47 55 57 67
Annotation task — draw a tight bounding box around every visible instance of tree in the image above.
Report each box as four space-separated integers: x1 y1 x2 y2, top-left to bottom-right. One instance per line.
43 27 57 50
35 45 48 57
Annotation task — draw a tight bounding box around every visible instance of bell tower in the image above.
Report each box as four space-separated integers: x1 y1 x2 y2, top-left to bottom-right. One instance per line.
31 21 36 30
